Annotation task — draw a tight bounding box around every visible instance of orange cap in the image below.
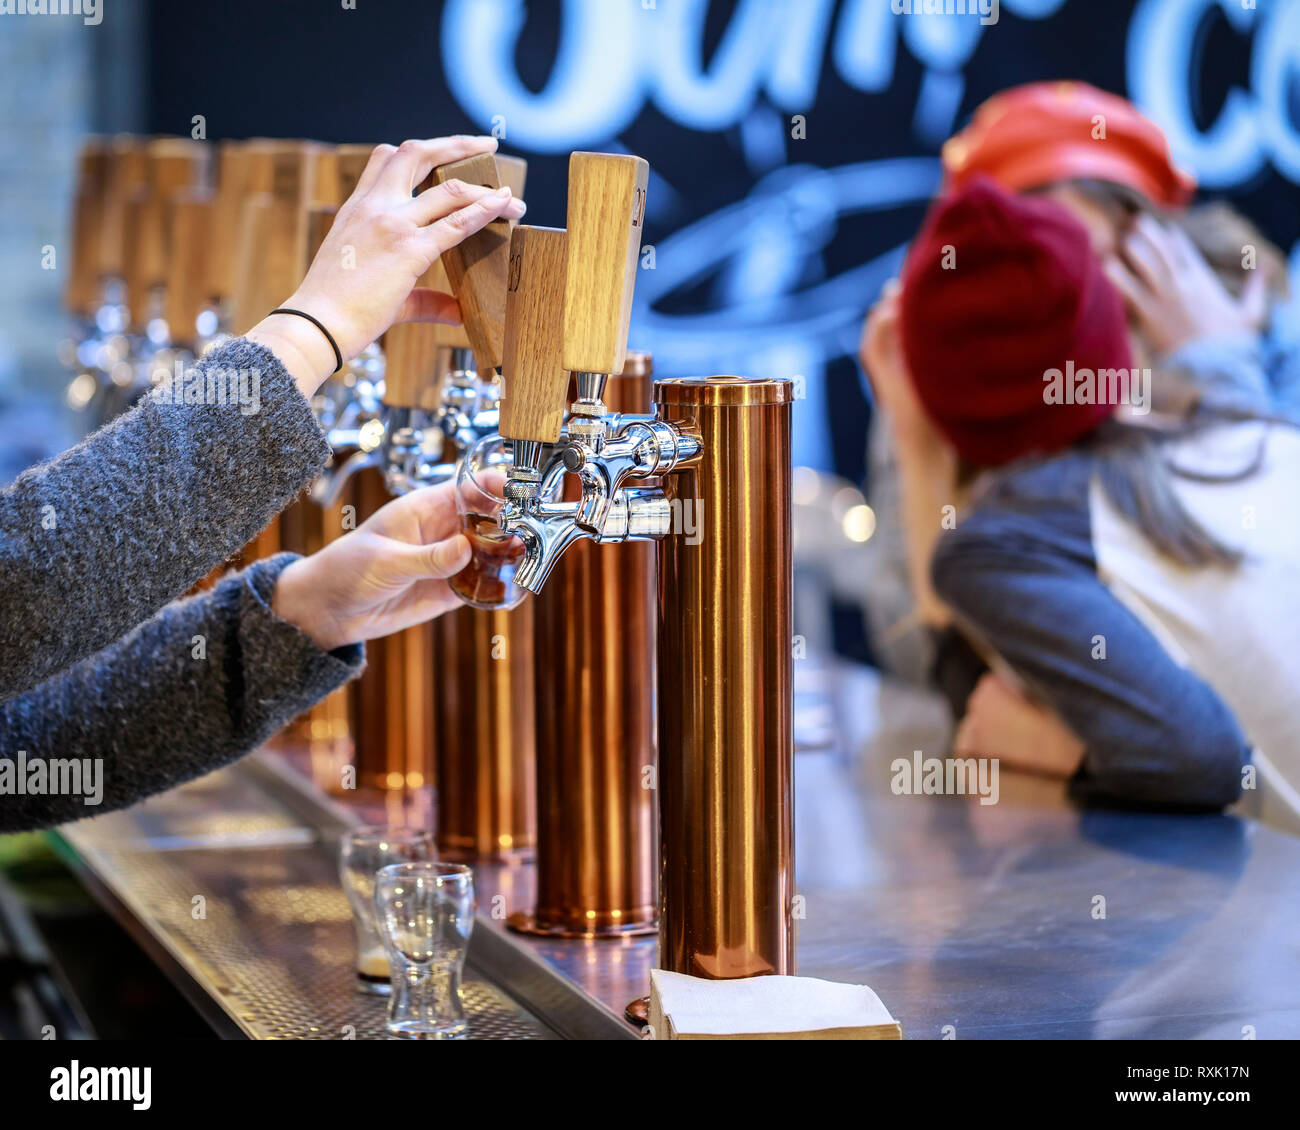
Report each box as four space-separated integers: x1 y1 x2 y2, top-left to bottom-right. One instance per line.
942 81 1196 209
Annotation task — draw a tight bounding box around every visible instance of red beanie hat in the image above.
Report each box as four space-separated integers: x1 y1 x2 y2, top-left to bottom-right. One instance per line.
899 176 1132 467
943 81 1196 208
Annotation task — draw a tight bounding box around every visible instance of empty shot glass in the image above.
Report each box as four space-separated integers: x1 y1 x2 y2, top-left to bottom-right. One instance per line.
339 826 433 995
374 861 476 1039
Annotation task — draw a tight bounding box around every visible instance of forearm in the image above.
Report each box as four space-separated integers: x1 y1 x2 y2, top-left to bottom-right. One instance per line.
933 526 1249 809
0 338 332 698
246 312 341 401
0 555 363 834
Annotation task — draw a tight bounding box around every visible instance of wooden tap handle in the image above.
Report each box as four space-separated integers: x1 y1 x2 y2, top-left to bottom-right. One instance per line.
562 152 648 376
495 155 528 207
147 137 211 198
311 148 340 208
227 142 320 332
66 188 104 316
265 141 315 203
421 256 469 350
97 137 149 284
336 144 375 202
305 204 337 268
121 189 151 332
382 321 448 409
66 139 109 315
135 139 209 302
230 193 274 335
500 226 568 444
164 188 215 348
384 257 451 407
431 153 511 373
210 142 258 305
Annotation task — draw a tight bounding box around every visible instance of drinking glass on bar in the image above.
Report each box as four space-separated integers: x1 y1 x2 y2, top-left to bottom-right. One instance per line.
339 826 433 995
374 861 476 1039
449 435 530 610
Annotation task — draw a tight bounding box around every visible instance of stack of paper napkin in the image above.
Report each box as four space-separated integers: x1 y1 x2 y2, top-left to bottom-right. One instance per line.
647 969 903 1040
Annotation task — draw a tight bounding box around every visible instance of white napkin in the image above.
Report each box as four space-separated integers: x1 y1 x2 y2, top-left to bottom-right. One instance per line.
649 969 901 1039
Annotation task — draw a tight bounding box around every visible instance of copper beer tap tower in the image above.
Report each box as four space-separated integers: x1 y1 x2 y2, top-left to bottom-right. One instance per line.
321 152 537 857
489 153 795 987
61 135 796 1022
509 350 660 937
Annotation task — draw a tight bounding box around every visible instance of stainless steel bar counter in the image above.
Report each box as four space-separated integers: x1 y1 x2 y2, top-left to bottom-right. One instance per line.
50 672 1300 1040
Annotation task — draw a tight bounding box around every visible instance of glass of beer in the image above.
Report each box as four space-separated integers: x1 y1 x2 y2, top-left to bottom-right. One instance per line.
449 436 530 611
339 826 434 995
374 861 476 1039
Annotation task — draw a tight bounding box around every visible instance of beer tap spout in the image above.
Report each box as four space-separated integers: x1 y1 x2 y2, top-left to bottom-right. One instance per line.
310 447 381 508
502 480 673 594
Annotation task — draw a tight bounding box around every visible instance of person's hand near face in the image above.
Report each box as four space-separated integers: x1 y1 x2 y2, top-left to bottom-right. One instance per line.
247 136 526 398
860 280 959 630
859 280 936 452
1103 213 1269 360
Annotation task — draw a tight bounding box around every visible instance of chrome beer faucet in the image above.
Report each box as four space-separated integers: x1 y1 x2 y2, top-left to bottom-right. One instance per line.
310 342 504 506
494 154 699 592
307 342 389 506
493 155 797 1003
374 344 500 496
501 408 696 592
397 346 502 488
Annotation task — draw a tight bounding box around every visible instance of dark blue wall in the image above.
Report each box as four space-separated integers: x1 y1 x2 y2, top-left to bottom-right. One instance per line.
148 0 1300 482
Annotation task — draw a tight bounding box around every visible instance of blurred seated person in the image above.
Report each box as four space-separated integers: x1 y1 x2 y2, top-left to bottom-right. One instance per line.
869 176 1299 812
944 81 1296 417
861 82 1293 684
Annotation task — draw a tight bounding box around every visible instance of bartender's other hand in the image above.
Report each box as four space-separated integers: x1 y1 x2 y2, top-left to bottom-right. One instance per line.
1103 214 1264 359
954 673 1085 779
249 136 526 394
271 482 471 652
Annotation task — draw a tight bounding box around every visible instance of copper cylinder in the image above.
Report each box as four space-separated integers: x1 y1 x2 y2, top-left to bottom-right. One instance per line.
510 352 658 938
433 604 536 861
246 513 282 563
349 468 436 792
653 376 795 979
269 480 359 779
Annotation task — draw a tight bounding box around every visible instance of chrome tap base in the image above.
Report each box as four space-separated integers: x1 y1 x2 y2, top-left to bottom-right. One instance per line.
624 997 649 1027
505 911 658 941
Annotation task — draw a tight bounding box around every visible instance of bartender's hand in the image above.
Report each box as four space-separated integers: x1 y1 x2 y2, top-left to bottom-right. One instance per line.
271 482 471 652
1102 214 1267 359
248 136 526 398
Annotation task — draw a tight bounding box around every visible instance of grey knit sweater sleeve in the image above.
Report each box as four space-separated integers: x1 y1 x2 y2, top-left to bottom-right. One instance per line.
0 553 364 833
0 338 331 700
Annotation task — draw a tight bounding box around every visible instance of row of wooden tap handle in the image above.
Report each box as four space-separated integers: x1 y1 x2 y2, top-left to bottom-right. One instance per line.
58 138 796 976
64 135 651 445
64 136 519 403
67 136 360 341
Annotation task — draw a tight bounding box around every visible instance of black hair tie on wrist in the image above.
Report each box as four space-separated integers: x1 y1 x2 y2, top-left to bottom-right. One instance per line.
268 307 343 374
